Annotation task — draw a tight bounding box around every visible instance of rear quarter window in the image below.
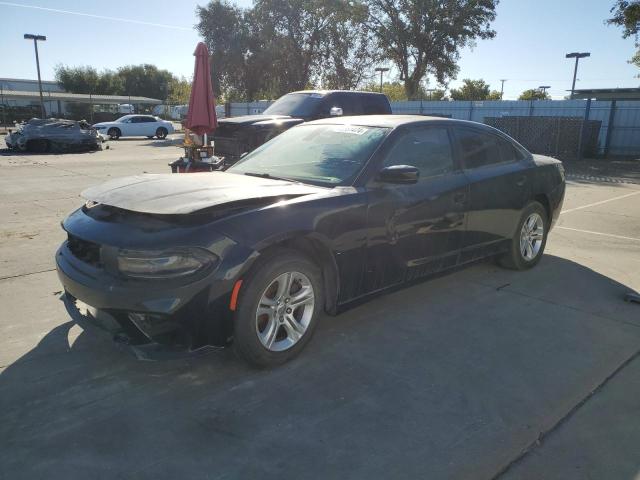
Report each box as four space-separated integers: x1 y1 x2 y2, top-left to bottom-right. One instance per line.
455 128 502 169
363 94 391 114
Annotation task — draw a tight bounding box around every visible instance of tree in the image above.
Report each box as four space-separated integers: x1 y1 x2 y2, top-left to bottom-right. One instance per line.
607 0 640 70
365 0 498 99
116 64 174 100
196 0 257 99
197 0 376 100
167 77 191 104
361 81 447 100
55 65 122 95
55 64 178 100
449 79 497 100
519 89 550 101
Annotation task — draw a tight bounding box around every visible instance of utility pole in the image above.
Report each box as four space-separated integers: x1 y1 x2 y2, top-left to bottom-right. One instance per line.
374 67 389 93
24 34 47 118
538 85 551 97
0 84 5 129
566 52 590 99
499 79 507 100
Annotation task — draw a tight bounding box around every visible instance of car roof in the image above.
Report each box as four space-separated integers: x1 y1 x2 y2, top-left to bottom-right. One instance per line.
288 90 387 97
305 114 491 129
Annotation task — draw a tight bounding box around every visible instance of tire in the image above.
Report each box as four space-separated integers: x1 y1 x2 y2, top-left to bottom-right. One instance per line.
498 201 548 270
233 250 324 367
156 127 168 139
107 128 121 140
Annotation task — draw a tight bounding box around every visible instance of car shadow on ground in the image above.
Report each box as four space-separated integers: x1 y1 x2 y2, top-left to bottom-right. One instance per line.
1 255 639 479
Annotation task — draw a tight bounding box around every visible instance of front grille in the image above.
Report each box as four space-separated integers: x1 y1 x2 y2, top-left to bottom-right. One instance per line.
67 234 102 267
213 136 244 157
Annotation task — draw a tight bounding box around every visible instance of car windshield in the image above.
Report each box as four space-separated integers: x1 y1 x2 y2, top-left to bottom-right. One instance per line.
263 93 324 117
228 124 389 186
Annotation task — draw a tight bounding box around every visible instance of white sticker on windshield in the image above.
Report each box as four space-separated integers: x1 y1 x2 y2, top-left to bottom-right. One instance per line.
332 125 368 135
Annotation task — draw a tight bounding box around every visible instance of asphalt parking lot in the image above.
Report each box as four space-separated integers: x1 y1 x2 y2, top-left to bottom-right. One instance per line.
1 138 639 480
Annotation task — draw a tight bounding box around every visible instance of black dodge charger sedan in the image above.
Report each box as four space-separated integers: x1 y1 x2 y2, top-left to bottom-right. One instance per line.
56 115 565 366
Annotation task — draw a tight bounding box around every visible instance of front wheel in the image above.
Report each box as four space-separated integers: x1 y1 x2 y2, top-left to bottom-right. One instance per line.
155 127 168 139
107 128 121 140
233 250 323 367
498 201 548 270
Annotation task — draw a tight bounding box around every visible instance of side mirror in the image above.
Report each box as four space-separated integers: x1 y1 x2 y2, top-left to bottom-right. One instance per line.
378 165 420 184
329 106 343 116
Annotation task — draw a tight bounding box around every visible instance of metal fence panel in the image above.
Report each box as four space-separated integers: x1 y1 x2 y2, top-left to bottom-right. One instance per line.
611 101 640 156
225 99 640 157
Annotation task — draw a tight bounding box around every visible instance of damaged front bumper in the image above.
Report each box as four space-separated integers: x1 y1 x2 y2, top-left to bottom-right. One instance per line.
55 231 244 360
60 292 222 360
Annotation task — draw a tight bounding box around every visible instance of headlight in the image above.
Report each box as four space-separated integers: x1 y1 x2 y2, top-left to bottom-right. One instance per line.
116 248 218 279
94 126 106 130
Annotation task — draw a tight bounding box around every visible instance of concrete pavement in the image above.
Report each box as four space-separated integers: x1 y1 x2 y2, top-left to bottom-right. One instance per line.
1 140 639 479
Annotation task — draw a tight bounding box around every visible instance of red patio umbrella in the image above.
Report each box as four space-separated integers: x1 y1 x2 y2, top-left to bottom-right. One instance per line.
185 42 217 138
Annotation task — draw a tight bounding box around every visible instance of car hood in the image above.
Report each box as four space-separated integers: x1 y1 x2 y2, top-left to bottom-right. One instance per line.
81 172 325 215
217 115 294 127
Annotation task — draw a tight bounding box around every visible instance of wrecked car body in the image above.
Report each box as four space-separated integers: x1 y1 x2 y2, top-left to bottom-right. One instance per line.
5 118 104 153
56 116 565 367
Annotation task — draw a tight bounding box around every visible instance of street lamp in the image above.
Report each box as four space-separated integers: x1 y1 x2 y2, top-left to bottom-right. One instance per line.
374 67 389 93
24 33 47 118
565 52 590 99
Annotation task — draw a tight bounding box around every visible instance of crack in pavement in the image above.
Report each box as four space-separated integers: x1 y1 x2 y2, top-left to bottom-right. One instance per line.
0 268 56 282
490 347 640 479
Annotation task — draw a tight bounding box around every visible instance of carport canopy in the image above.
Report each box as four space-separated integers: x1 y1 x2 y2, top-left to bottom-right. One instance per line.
0 90 162 105
571 88 640 101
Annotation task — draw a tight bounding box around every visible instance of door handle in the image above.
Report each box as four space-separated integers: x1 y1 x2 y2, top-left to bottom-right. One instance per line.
453 192 466 204
516 176 526 187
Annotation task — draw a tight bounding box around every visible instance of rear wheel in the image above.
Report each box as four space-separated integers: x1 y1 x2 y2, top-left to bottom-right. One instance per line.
107 128 121 140
498 201 548 270
233 250 323 367
156 127 168 139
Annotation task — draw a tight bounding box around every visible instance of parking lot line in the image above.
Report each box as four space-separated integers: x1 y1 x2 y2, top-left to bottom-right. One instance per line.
561 191 640 215
556 226 640 243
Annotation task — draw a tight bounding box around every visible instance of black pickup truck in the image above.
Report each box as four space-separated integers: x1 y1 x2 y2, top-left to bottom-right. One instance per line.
213 90 391 165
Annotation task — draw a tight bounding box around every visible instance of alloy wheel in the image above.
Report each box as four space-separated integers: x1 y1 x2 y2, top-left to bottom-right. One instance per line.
255 271 315 352
520 212 544 261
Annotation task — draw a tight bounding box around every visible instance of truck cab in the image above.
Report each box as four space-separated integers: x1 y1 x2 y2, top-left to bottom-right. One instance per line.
212 90 392 166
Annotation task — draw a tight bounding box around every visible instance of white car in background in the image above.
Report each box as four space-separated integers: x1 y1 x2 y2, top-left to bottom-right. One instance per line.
93 115 175 140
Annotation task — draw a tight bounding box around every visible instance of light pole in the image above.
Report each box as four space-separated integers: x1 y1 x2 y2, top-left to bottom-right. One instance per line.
499 79 507 100
24 33 47 118
538 85 551 97
374 67 389 93
565 52 590 99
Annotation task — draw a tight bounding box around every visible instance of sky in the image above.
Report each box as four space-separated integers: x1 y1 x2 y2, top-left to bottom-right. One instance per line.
0 0 638 100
